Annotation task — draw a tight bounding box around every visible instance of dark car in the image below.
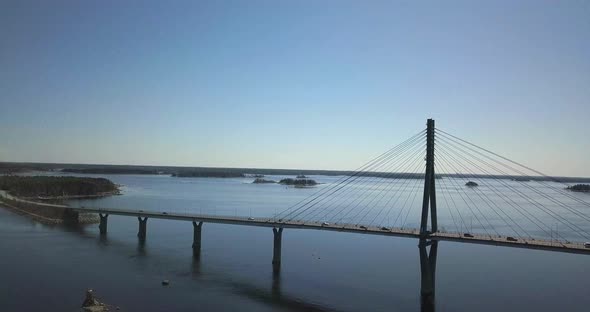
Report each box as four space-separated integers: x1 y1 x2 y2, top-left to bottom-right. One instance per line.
463 233 474 238
506 236 518 242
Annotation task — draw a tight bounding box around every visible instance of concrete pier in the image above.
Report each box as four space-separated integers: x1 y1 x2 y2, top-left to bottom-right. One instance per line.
192 221 203 256
99 214 108 235
272 228 283 272
137 217 148 240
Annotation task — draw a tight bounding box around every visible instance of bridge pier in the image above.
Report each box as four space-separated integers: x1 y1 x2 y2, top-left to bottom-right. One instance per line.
192 221 203 256
272 228 283 273
137 217 148 240
99 214 108 235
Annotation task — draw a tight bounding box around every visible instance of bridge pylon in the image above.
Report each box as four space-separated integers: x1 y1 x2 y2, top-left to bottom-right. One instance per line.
420 119 437 237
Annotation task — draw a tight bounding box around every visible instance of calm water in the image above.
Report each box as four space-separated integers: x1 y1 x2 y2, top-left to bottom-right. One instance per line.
1 173 589 311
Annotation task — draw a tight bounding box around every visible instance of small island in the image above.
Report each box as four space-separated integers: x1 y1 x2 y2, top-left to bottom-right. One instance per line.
0 175 120 199
511 177 531 182
566 184 590 193
172 171 245 178
279 178 318 187
252 178 276 184
0 176 120 224
465 181 479 187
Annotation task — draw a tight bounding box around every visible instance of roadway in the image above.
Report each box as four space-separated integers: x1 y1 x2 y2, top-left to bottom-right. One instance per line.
72 206 590 255
2 192 588 255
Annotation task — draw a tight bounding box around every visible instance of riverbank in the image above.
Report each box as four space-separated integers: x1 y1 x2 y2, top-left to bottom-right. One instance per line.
0 188 103 224
27 190 121 201
0 195 99 224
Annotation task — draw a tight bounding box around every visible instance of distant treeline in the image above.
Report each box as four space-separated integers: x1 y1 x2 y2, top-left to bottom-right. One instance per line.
0 162 54 174
0 176 119 197
2 162 590 183
172 171 245 178
567 184 590 192
62 168 160 175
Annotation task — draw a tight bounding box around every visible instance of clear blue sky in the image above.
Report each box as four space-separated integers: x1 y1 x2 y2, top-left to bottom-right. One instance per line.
1 0 589 176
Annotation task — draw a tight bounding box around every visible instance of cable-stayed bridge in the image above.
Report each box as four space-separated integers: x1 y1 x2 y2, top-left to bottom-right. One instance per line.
272 119 589 250
3 119 590 257
4 118 589 310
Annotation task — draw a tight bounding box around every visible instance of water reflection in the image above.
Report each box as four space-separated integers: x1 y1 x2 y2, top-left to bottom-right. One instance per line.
49 216 442 311
419 239 438 312
191 254 202 277
271 269 281 302
98 234 108 246
186 247 339 311
91 223 439 311
136 239 147 257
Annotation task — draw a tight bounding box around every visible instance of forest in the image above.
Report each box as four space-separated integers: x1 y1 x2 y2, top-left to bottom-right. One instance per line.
0 176 119 197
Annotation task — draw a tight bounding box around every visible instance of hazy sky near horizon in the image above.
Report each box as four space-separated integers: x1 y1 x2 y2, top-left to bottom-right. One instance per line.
1 0 589 176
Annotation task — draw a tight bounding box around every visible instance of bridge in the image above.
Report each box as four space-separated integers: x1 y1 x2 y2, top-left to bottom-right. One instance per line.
4 118 590 258
2 118 590 310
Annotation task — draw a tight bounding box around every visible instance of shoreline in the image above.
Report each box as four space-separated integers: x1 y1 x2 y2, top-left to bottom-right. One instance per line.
4 162 590 183
0 192 114 225
24 190 121 201
0 201 64 224
0 199 99 224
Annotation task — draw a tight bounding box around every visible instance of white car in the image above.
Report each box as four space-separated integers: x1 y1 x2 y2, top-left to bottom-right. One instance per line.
322 222 330 226
248 217 255 220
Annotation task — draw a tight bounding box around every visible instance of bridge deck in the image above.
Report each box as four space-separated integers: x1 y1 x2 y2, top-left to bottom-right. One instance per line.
2 193 588 255
74 206 590 255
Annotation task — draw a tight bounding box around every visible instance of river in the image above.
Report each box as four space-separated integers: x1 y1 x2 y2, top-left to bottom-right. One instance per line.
0 173 589 311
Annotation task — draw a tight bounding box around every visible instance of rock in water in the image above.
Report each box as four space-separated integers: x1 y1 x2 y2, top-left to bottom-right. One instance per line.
252 178 276 184
81 289 109 311
82 289 99 307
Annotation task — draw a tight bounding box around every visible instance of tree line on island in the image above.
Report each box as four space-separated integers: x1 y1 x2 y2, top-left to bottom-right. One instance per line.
566 184 590 192
3 162 590 184
252 177 318 186
0 176 119 198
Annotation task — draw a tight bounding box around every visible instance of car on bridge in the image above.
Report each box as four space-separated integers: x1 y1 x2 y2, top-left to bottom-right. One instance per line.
321 222 330 226
506 236 518 242
585 242 590 248
463 233 474 238
381 227 390 231
248 217 255 220
359 225 368 230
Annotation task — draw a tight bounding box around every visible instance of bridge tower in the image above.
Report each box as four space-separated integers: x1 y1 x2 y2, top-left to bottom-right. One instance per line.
420 119 437 236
